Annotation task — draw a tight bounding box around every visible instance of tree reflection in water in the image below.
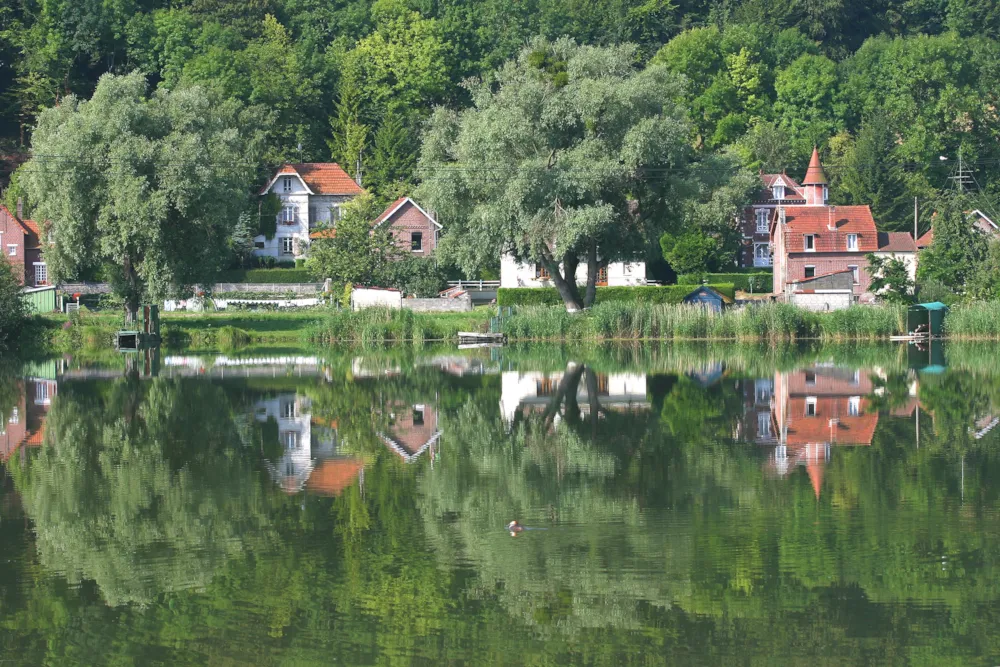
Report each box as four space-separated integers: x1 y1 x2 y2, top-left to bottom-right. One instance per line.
2 348 1000 663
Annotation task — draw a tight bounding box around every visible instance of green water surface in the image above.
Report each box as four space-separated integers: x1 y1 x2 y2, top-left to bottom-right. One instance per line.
1 342 999 665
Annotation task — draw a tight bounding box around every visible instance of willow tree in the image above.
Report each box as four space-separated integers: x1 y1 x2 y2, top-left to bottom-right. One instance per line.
24 72 268 322
417 38 691 312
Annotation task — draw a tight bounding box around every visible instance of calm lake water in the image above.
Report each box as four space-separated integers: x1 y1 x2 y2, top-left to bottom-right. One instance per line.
2 342 1000 665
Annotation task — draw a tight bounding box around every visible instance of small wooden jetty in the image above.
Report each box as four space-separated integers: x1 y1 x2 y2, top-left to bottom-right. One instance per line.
458 331 506 346
116 305 161 351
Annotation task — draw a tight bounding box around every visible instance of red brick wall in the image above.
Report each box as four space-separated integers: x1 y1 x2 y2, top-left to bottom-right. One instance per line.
785 254 872 295
0 207 27 284
385 202 438 257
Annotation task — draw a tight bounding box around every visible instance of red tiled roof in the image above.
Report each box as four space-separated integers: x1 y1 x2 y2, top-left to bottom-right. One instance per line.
309 228 336 240
802 147 828 185
916 228 933 248
784 398 878 447
265 163 365 196
877 232 917 252
306 458 364 497
776 205 878 252
375 197 408 225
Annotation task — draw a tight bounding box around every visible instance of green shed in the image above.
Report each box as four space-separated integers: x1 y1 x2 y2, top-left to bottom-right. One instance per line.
22 286 56 314
906 302 949 337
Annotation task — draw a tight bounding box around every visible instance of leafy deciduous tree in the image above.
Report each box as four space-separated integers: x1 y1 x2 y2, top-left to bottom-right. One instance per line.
418 38 691 312
24 72 268 321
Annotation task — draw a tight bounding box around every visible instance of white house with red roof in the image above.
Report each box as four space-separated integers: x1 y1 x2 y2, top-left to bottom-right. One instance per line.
0 201 46 286
256 163 364 260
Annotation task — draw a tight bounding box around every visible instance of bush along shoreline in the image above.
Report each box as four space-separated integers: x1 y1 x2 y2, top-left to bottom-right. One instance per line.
30 300 1000 352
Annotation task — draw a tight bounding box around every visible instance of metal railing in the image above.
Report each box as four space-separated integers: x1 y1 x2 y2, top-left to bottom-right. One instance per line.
447 280 501 290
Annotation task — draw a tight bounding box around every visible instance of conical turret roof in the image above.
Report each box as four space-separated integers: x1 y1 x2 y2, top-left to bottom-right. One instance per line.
802 147 828 185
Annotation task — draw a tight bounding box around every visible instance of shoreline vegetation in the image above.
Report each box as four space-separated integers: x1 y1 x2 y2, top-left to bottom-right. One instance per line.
26 300 1000 354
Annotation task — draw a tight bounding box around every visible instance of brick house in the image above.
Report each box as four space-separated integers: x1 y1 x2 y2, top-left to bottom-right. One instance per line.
256 163 365 261
738 171 811 268
768 366 878 498
0 203 46 286
373 197 442 256
770 149 917 302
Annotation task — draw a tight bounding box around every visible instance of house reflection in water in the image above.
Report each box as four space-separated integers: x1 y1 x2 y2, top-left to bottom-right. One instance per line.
1 377 57 465
766 366 878 497
499 369 650 425
254 393 363 496
378 402 441 463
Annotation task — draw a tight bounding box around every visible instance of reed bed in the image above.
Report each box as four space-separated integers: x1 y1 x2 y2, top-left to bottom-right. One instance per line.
309 308 490 344
945 302 1000 339
499 302 907 341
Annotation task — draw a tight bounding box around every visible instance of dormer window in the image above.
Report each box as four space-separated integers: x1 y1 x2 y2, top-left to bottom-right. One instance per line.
773 184 785 200
823 185 829 202
847 234 858 251
282 176 292 193
803 234 815 251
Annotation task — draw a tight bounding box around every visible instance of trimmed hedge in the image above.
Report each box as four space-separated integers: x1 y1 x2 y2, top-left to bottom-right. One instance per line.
218 268 314 284
677 272 772 292
496 284 736 306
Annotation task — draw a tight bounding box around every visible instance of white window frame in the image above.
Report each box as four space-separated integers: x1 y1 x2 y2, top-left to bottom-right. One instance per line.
805 396 817 417
823 185 829 202
7 244 16 257
9 407 19 424
755 209 769 232
281 205 296 225
33 262 47 286
757 411 771 437
804 235 815 252
847 233 858 251
848 265 859 284
280 237 295 256
773 185 785 200
282 176 292 193
411 231 423 253
281 430 300 450
848 396 861 416
804 265 816 279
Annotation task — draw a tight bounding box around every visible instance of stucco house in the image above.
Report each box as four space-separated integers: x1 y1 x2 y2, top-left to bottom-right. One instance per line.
500 255 645 289
255 163 365 260
0 202 45 286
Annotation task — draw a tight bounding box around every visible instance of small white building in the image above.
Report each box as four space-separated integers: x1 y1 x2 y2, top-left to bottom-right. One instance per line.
254 393 336 494
255 163 365 260
500 254 646 289
500 369 649 424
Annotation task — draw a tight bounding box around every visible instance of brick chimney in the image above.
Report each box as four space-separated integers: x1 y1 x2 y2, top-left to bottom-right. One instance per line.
828 206 837 231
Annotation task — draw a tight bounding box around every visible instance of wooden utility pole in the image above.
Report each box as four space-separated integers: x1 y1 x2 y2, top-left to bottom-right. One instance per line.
914 197 919 240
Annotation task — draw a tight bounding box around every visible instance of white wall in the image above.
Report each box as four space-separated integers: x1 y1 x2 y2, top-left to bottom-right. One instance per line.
789 291 853 311
500 254 646 288
873 251 918 283
351 287 402 311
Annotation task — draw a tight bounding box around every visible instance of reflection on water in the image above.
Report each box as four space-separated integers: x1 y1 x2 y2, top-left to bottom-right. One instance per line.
3 345 1000 663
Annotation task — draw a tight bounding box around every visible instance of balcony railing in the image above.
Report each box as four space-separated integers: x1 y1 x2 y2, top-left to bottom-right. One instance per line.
754 257 772 268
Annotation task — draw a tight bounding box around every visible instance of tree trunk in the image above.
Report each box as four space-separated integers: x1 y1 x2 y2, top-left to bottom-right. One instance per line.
542 254 584 312
122 256 140 326
583 242 598 308
541 362 585 428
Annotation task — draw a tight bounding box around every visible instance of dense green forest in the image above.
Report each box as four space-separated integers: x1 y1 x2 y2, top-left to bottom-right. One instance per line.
2 0 999 197
3 0 1000 303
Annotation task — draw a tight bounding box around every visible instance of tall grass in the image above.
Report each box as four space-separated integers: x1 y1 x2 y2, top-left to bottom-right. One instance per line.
945 302 1000 339
309 308 491 344
499 302 906 341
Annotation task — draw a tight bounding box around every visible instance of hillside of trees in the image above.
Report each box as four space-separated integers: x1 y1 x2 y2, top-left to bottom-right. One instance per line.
2 0 1000 285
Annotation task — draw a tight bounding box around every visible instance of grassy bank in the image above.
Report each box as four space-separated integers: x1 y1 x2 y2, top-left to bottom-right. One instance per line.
30 300 1000 352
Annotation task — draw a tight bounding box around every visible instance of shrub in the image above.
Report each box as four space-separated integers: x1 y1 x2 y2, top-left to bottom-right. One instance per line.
677 272 773 292
0 259 28 353
496 284 736 307
218 268 314 284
